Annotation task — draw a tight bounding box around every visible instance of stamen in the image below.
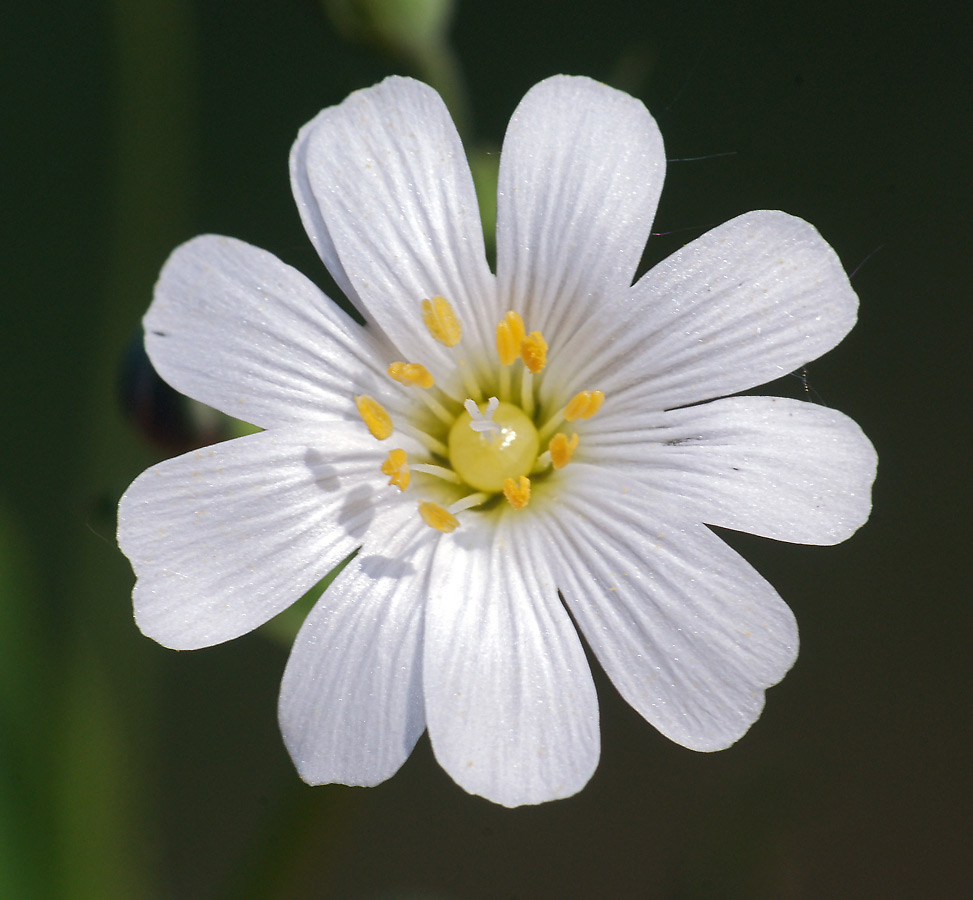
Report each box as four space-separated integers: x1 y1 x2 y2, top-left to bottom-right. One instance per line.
502 475 531 510
564 390 605 421
520 331 548 374
421 295 462 347
355 394 393 440
387 361 453 423
538 389 605 443
387 362 434 389
380 449 410 491
418 501 459 533
464 396 500 434
549 432 579 469
496 311 526 366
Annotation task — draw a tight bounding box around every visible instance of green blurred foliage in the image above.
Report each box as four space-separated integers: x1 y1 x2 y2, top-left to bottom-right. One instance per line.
323 0 453 54
2 0 969 898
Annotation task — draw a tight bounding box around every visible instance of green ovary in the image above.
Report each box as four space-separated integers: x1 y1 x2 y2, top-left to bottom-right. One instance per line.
448 401 539 493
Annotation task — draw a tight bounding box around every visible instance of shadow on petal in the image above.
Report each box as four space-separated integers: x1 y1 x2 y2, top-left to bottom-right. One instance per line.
358 553 416 580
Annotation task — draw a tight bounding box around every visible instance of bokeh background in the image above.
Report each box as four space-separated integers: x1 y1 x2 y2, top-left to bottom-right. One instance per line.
3 1 969 897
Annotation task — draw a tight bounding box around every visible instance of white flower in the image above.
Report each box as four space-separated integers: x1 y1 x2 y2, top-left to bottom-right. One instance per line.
117 75 877 807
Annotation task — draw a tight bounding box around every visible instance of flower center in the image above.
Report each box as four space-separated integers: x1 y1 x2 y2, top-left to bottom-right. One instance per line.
448 401 539 493
353 296 606 532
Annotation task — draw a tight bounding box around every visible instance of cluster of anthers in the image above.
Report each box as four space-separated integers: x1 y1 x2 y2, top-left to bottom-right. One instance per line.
353 296 604 533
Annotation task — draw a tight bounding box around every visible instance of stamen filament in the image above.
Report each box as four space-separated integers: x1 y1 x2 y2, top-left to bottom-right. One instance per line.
537 411 564 445
397 422 449 458
520 367 535 418
411 463 462 484
448 492 489 514
415 389 454 425
498 364 511 402
458 359 483 404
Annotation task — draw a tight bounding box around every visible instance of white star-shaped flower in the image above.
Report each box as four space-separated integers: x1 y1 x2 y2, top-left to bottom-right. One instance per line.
117 75 877 807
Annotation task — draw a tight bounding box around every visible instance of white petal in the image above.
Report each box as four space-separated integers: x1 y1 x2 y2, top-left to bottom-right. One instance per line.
298 76 496 375
290 112 359 305
423 515 599 807
496 75 665 354
541 466 798 751
118 425 398 650
279 514 432 787
145 235 387 429
591 396 877 544
565 211 859 409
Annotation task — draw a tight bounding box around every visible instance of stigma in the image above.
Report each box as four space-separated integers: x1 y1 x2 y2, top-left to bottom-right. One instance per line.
464 397 500 434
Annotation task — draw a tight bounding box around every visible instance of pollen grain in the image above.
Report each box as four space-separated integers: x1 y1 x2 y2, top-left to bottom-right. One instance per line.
387 361 434 388
520 331 548 374
496 311 526 366
502 475 531 510
564 390 604 421
419 500 459 533
421 295 462 347
549 433 579 469
381 448 410 491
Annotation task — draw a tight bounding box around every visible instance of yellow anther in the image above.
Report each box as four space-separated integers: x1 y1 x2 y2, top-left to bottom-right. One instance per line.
502 475 531 510
380 448 410 491
549 432 579 470
421 295 462 347
496 310 526 366
387 361 434 389
520 331 548 374
354 394 393 440
419 500 459 533
564 390 605 421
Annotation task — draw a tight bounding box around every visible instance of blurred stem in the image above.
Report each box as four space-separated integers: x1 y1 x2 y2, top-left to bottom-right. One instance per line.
219 784 356 900
0 510 52 898
321 0 470 139
408 35 469 141
55 1 197 897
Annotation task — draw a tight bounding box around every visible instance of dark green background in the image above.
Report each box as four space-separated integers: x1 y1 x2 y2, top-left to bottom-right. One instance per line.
3 1 969 897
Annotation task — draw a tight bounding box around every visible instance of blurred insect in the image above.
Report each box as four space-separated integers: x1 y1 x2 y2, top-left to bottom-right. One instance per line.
119 331 229 454
789 366 828 405
788 245 883 406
